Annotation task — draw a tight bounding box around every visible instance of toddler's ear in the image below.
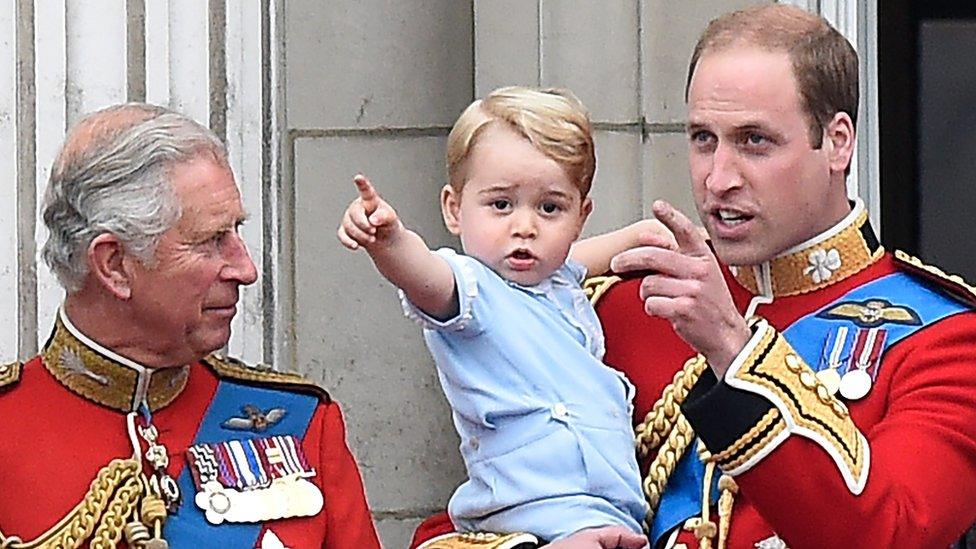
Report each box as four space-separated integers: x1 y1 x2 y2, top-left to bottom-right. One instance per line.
440 184 462 235
580 197 593 218
575 197 593 239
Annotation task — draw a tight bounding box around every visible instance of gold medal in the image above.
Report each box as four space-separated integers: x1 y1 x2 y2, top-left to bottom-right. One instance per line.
816 368 842 396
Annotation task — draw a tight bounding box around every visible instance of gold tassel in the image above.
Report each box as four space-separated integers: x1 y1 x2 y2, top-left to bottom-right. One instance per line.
684 443 717 549
716 475 738 549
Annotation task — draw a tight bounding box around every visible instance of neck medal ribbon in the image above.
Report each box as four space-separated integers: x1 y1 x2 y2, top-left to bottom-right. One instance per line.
187 435 323 524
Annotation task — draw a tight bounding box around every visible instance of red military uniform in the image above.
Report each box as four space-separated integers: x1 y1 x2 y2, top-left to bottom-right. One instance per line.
411 204 976 549
598 205 976 548
0 311 380 548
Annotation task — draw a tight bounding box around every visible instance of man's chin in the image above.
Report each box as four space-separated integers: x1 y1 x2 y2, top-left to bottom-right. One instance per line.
191 330 233 360
711 240 768 267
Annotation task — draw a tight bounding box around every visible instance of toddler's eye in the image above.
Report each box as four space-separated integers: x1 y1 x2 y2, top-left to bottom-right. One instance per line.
492 199 511 211
541 202 561 214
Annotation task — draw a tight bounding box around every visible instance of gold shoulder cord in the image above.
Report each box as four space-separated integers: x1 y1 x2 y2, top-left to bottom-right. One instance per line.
0 415 168 549
634 355 739 549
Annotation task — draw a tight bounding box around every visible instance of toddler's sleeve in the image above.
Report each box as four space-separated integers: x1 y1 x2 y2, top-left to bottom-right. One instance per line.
398 248 487 336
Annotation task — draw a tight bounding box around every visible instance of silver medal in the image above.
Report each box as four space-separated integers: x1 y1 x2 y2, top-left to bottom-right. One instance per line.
839 369 872 400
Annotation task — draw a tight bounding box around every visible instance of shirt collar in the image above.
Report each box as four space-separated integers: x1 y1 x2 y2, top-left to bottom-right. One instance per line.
732 199 884 298
41 308 190 412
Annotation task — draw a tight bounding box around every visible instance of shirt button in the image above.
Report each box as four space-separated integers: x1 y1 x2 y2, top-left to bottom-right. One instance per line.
552 403 570 421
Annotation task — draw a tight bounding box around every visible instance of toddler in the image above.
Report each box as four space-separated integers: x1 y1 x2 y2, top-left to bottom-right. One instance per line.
338 87 666 543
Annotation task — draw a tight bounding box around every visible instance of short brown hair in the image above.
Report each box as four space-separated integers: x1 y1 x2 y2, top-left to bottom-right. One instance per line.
686 4 858 149
446 86 596 196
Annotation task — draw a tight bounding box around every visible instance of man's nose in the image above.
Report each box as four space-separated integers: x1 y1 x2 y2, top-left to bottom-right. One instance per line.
222 232 259 285
705 143 743 195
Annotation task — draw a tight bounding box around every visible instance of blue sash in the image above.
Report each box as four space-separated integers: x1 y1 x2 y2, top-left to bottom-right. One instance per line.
164 380 319 548
649 272 967 546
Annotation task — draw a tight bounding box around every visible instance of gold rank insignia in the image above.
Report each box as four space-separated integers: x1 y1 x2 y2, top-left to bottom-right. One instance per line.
817 299 922 328
582 275 621 306
0 360 22 389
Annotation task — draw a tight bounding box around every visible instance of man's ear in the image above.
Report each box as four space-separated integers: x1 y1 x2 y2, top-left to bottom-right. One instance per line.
440 184 462 236
87 233 133 300
824 111 856 174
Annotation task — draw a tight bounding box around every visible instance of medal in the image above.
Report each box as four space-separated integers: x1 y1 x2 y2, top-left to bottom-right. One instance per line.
839 369 872 400
837 327 887 401
816 368 842 396
187 434 324 524
817 326 851 397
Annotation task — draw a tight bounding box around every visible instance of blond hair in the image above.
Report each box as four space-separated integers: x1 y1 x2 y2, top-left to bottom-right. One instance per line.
446 86 596 196
687 4 858 150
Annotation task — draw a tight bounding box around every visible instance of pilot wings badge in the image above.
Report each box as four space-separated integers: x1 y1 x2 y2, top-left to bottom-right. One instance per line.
222 404 287 432
817 299 921 328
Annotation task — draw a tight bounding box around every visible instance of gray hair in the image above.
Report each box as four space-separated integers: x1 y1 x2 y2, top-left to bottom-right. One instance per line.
42 103 229 292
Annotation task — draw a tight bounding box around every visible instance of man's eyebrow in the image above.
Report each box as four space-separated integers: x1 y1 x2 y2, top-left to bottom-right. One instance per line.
735 122 769 132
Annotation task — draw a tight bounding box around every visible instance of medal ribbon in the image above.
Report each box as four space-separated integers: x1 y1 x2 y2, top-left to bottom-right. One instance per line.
165 381 318 547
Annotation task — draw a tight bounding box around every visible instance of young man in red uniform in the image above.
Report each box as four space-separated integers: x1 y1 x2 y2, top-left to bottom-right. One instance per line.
0 104 380 548
413 5 976 549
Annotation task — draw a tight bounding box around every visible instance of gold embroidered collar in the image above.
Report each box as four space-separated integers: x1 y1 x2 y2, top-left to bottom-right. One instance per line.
733 200 884 298
41 309 190 412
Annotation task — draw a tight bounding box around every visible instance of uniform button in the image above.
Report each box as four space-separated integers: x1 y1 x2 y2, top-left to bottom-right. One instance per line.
799 371 817 389
552 403 569 421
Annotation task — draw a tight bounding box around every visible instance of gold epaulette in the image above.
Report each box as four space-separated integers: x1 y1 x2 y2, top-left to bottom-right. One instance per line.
583 275 622 307
418 532 539 549
203 354 331 402
0 360 22 390
894 250 976 307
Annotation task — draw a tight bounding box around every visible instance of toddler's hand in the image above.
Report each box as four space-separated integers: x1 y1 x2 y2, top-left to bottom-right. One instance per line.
337 174 402 250
546 526 648 549
631 218 678 250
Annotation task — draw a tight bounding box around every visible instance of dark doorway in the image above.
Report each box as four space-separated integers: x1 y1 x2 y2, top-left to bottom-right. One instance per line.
879 1 976 281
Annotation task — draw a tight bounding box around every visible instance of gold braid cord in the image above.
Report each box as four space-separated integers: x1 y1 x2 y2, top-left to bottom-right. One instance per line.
635 355 739 548
0 458 153 549
418 532 540 549
643 413 695 524
637 355 707 527
635 356 707 459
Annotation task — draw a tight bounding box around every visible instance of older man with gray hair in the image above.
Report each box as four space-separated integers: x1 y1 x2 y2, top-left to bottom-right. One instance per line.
0 103 380 549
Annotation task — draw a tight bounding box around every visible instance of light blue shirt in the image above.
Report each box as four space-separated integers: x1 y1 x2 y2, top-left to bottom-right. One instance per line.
401 248 647 541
